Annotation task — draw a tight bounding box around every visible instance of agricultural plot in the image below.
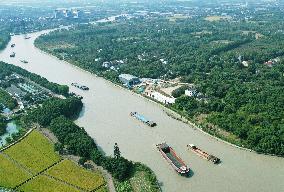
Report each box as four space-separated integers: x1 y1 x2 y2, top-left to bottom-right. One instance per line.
3 131 61 173
18 175 81 192
46 159 106 191
0 154 31 188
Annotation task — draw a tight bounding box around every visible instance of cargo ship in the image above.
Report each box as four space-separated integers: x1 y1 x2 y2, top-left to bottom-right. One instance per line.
157 143 190 175
20 60 28 64
130 112 156 127
71 83 89 90
10 52 16 57
187 144 220 164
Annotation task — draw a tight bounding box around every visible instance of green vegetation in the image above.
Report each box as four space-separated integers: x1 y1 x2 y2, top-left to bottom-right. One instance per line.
46 159 106 191
0 88 17 110
35 7 284 156
0 115 7 135
24 97 159 190
4 131 61 173
18 175 81 192
0 154 31 188
0 28 10 50
0 62 69 96
0 130 108 192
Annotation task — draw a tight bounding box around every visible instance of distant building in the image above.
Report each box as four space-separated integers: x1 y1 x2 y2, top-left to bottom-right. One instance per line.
102 61 111 68
242 61 249 67
149 91 175 104
119 74 140 87
185 88 197 97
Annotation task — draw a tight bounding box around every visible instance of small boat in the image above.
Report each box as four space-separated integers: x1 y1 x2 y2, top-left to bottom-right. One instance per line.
71 83 89 90
157 143 190 175
130 112 156 127
11 44 15 48
20 60 28 64
10 52 16 57
187 144 220 164
24 36 31 40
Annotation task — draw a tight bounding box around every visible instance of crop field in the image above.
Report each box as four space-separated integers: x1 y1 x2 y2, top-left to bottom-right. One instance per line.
18 175 81 192
0 130 108 192
46 159 106 191
4 131 61 173
0 154 31 188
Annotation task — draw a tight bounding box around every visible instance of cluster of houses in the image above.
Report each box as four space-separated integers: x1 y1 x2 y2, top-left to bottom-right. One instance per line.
0 74 52 111
118 73 200 105
102 60 125 71
241 57 281 68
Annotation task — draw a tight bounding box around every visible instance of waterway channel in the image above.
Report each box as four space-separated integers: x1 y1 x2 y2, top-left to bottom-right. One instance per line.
0 30 283 192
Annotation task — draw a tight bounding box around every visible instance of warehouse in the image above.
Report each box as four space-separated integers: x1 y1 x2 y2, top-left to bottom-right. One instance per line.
119 74 140 87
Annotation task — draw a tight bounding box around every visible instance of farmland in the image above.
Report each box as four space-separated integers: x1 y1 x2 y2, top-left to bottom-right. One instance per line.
46 159 106 191
0 154 31 188
3 130 61 173
18 175 81 192
0 130 108 192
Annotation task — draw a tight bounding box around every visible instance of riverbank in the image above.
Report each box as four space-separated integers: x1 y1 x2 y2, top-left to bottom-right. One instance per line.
2 31 284 192
34 43 267 157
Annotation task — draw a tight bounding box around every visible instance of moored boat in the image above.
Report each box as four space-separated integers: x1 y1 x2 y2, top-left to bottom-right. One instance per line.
11 44 15 48
187 144 220 164
157 143 190 175
130 112 156 127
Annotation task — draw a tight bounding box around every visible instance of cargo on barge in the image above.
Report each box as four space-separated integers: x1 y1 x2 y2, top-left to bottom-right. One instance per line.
187 144 220 164
130 112 156 127
157 143 190 175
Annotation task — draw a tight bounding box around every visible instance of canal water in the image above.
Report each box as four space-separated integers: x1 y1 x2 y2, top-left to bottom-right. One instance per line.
0 31 283 192
0 121 19 146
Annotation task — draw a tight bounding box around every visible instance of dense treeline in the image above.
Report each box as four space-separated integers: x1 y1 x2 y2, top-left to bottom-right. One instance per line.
0 28 10 50
0 115 7 136
24 97 135 181
0 88 17 110
35 9 284 155
0 62 69 96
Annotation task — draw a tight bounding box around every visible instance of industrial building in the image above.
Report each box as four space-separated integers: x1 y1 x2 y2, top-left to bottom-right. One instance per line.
119 74 140 87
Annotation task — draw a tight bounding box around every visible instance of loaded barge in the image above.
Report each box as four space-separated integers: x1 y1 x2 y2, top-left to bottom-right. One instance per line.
10 52 16 57
130 112 156 127
187 144 220 164
157 143 190 175
71 83 89 90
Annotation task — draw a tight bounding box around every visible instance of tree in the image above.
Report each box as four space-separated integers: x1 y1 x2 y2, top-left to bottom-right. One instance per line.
114 143 121 159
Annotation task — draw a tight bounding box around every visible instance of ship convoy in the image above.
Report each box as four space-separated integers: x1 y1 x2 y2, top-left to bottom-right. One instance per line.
131 112 220 176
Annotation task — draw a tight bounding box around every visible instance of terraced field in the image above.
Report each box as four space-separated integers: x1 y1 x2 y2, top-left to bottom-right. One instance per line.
0 130 108 192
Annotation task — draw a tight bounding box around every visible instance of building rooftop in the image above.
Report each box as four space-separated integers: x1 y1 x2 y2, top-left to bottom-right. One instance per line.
119 74 139 81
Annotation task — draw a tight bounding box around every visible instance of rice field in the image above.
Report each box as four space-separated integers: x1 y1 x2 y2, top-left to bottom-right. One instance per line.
0 130 108 192
4 131 61 173
46 159 106 191
18 175 81 192
0 154 31 188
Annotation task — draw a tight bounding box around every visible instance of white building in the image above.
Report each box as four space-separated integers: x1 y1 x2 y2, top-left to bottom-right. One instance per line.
149 91 176 104
185 89 197 97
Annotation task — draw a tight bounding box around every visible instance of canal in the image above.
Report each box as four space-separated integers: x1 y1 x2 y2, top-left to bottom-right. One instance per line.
0 31 283 192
